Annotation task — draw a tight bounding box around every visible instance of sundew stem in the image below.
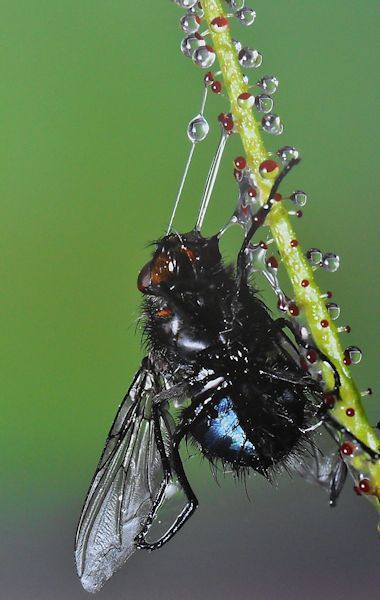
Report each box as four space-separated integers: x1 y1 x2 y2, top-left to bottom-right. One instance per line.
202 0 380 510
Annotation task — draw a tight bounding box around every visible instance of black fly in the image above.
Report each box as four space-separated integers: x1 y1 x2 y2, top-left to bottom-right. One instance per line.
75 157 347 592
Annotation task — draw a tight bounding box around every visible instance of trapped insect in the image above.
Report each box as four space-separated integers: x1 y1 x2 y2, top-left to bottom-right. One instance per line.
75 149 348 592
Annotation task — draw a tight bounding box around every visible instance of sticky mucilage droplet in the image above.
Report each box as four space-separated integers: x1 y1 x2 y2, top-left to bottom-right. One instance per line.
277 146 299 165
321 252 340 273
187 114 209 143
180 13 201 34
238 47 263 69
306 248 322 267
193 45 216 68
261 113 283 135
290 190 307 207
174 0 198 8
257 75 279 94
236 8 256 26
255 94 274 113
181 33 205 58
344 346 363 365
326 302 341 320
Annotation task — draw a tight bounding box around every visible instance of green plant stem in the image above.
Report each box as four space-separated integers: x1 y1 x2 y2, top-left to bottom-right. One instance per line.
202 0 380 508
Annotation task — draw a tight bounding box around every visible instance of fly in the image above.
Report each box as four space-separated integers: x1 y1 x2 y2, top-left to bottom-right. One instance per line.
75 141 347 591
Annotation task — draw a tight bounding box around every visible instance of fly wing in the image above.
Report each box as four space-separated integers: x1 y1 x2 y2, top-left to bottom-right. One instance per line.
75 358 173 593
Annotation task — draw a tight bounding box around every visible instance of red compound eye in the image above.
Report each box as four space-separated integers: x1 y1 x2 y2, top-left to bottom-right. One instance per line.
151 253 175 286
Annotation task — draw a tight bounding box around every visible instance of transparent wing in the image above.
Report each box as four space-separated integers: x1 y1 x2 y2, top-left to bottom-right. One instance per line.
75 357 173 593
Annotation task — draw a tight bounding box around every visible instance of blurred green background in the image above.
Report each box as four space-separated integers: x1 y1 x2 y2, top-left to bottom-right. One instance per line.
1 1 379 598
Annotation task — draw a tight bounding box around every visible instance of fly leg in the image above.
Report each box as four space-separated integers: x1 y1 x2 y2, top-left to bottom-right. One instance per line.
258 367 320 391
268 317 341 397
136 383 224 550
237 157 300 287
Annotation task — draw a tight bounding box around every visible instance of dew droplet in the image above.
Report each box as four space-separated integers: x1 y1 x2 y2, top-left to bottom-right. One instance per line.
257 75 279 94
306 248 322 266
322 252 340 273
255 94 273 113
180 13 201 34
290 190 307 207
326 302 340 320
193 45 216 68
187 114 209 142
236 7 256 26
238 47 263 69
345 346 362 365
174 0 197 8
181 33 205 58
277 146 300 165
261 113 283 135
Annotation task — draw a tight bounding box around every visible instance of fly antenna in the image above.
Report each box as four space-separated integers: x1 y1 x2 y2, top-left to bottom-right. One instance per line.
195 126 229 232
166 88 209 235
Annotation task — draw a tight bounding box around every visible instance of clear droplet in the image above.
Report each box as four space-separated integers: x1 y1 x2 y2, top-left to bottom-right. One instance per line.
322 252 340 272
261 113 283 135
188 3 204 17
236 7 256 26
180 13 201 34
290 190 307 206
174 0 197 8
345 346 362 365
255 94 273 113
181 34 205 59
326 302 341 320
193 45 216 68
257 75 279 95
232 38 242 53
238 47 263 69
277 146 300 165
306 248 322 266
227 0 245 10
187 114 209 143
